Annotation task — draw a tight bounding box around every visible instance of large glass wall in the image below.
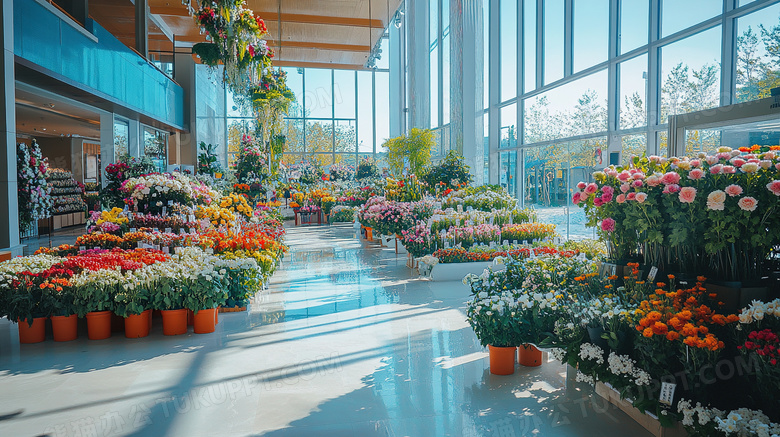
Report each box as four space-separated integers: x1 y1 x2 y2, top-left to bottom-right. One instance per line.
225 62 390 168
405 0 780 240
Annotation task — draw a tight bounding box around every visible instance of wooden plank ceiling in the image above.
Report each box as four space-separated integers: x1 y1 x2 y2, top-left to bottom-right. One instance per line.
144 0 401 70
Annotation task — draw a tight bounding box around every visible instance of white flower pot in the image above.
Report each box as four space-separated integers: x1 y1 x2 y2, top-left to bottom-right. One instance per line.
381 235 394 247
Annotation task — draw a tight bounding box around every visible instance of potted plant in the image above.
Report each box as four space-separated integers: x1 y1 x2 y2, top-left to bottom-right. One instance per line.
5 275 49 344
466 289 522 375
72 271 120 340
150 278 187 336
182 272 227 334
114 284 151 338
47 282 78 342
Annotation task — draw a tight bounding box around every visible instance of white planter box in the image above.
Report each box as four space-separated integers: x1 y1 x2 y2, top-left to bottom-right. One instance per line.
381 235 394 247
425 261 506 282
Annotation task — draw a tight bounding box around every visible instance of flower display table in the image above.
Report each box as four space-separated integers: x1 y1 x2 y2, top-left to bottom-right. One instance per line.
594 382 688 437
422 261 506 282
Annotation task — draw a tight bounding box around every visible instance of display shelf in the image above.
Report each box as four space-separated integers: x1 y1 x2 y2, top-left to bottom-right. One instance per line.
47 169 86 229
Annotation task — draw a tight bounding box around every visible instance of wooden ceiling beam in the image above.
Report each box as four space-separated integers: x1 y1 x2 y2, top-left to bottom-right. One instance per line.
272 60 367 71
266 40 370 52
150 6 190 16
257 12 383 28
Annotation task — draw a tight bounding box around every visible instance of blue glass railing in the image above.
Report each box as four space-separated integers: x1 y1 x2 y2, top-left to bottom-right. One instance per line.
14 0 184 128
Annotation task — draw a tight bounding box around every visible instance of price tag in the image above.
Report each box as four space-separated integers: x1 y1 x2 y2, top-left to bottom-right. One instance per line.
79 246 86 252
165 227 172 234
444 240 450 248
130 228 137 233
489 216 494 225
127 212 134 221
162 207 167 216
648 266 659 282
153 227 159 233
162 247 170 254
513 240 518 246
659 382 677 406
523 240 528 246
503 240 509 246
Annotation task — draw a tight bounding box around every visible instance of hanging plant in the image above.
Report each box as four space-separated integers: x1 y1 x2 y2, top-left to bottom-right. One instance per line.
192 1 272 95
250 69 296 155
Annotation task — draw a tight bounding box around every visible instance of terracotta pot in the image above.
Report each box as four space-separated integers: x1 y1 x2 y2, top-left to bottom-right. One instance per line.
193 308 217 334
86 311 113 340
365 227 373 241
18 317 47 344
51 314 78 342
124 311 151 338
488 345 516 375
161 309 188 336
518 344 543 367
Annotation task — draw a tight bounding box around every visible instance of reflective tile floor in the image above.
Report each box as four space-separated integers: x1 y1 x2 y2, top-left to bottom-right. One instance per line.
0 225 652 437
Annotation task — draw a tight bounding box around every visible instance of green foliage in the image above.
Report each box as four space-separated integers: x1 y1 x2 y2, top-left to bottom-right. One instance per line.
421 150 473 189
356 157 379 179
113 286 150 317
383 128 434 176
72 282 116 317
197 142 222 176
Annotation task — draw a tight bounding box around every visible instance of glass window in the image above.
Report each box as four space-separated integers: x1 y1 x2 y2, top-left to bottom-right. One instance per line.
283 68 304 118
619 53 649 129
375 37 390 70
430 0 438 45
657 131 668 157
334 120 357 154
305 121 334 154
443 35 451 124
375 71 391 147
500 104 517 149
484 0 490 109
621 134 647 165
283 119 304 154
659 26 722 124
661 0 721 38
543 0 564 85
619 0 649 55
113 119 129 161
524 69 608 144
431 45 439 127
735 3 780 103
143 127 167 172
524 0 536 92
500 150 517 197
500 0 517 101
684 128 721 156
304 69 334 119
333 70 356 119
357 72 374 153
574 0 609 72
484 112 490 183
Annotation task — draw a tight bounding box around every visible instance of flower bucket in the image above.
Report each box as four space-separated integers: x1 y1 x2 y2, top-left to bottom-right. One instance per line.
162 309 188 336
51 315 78 342
193 308 217 334
18 317 47 344
488 345 516 375
124 311 150 338
518 344 543 367
86 311 113 340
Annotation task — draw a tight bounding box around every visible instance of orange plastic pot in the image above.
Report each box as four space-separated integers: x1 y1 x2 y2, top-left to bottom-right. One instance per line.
161 309 188 336
518 344 543 367
18 317 47 344
365 227 373 241
193 308 217 334
124 311 151 338
488 345 516 375
86 311 112 340
51 315 78 342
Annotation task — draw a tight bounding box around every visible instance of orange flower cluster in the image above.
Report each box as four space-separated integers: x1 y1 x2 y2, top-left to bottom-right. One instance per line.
198 230 281 254
634 276 738 351
76 233 125 248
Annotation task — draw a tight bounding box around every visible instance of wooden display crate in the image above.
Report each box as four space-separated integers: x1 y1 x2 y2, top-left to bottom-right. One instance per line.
595 382 688 437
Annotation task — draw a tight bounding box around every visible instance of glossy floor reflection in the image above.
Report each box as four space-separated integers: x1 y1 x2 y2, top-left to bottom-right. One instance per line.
0 225 651 436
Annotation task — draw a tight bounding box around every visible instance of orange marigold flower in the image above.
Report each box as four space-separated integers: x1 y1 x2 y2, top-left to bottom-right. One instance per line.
683 336 698 347
668 317 684 330
667 274 675 280
652 322 669 335
656 282 666 288
666 331 680 341
640 318 652 327
696 276 707 282
647 311 662 322
726 314 739 323
642 328 654 338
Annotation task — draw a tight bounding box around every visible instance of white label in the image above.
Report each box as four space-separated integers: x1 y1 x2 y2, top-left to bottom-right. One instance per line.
165 227 172 234
153 227 159 233
161 207 167 216
130 228 137 233
489 216 494 225
503 240 509 246
523 240 528 245
659 382 676 406
127 212 133 221
610 264 617 276
648 266 659 282
444 241 450 248
79 246 86 252
189 215 196 223
513 240 518 246
179 228 186 235
162 247 170 254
